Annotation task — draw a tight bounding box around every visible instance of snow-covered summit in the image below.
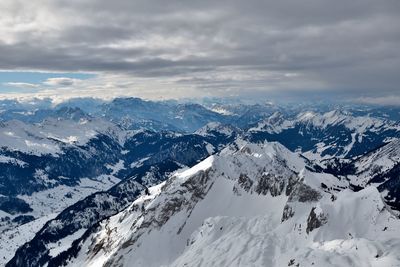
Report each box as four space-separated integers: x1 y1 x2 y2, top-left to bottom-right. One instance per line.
354 138 400 178
2 100 400 267
195 122 239 137
0 118 123 155
252 109 399 134
52 140 400 267
248 109 400 159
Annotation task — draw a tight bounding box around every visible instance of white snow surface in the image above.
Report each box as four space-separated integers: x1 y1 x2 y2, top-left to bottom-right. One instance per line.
0 155 27 167
0 118 123 155
209 107 234 116
66 140 400 267
349 138 400 187
48 229 87 258
18 176 120 218
250 110 400 134
249 110 400 160
0 175 120 265
0 213 58 266
195 122 237 137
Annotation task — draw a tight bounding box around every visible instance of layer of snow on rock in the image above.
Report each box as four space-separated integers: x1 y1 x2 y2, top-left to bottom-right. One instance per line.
18 176 120 218
349 138 400 186
195 122 236 137
0 155 27 167
250 109 400 135
0 213 57 266
0 118 122 155
66 140 400 267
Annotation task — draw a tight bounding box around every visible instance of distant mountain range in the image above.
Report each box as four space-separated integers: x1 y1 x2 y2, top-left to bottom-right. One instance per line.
0 97 399 266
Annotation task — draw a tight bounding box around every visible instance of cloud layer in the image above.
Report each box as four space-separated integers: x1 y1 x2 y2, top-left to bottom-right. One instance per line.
0 0 399 100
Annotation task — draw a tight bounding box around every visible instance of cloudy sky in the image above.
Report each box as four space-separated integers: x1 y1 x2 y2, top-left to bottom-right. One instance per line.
0 0 399 104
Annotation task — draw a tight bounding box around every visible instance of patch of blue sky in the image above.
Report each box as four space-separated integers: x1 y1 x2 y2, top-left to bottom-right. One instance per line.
0 71 95 93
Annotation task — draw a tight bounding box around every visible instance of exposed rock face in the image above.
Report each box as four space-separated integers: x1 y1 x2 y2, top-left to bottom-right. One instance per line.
289 183 322 203
65 141 400 267
98 168 217 267
306 207 328 234
143 169 215 231
6 129 233 267
237 173 253 193
248 110 400 159
8 138 400 267
255 173 296 197
282 204 295 222
281 181 323 222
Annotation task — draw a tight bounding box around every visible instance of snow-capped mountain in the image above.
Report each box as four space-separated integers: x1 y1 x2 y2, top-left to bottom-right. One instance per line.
0 116 123 155
99 98 231 132
352 138 400 181
195 122 239 137
2 98 400 267
0 117 126 265
336 138 400 213
25 140 399 267
0 120 233 265
0 105 93 124
0 117 125 219
4 129 237 266
248 110 400 159
204 102 279 128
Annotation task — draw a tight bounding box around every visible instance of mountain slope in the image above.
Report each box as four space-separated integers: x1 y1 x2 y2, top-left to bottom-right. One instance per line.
349 138 400 212
248 110 400 159
53 140 400 267
6 128 237 267
2 100 400 267
100 98 230 132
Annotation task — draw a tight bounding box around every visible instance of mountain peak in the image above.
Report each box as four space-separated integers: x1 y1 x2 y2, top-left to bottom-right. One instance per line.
195 122 238 137
297 111 318 121
59 138 400 267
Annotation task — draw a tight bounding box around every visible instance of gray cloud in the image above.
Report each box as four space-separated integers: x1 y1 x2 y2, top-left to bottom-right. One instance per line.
43 77 78 86
0 0 399 99
356 95 400 106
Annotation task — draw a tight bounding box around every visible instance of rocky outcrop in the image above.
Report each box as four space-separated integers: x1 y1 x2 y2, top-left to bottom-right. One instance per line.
306 207 327 234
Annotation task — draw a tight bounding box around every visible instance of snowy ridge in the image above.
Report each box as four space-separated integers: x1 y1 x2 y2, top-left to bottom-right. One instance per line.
1 100 400 267
0 155 27 167
354 139 400 178
249 111 291 133
195 122 238 137
251 109 400 135
248 109 400 159
0 213 58 267
0 176 120 266
61 140 400 267
5 132 230 267
0 118 123 155
343 138 400 188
